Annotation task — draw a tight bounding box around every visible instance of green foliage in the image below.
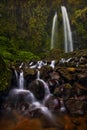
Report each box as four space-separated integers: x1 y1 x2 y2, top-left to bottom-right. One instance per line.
17 51 40 61
1 50 14 60
72 6 87 49
0 55 11 91
75 7 87 19
0 70 11 91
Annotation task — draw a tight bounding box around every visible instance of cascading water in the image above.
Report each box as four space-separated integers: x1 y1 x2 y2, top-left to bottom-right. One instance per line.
49 60 55 69
29 101 53 119
8 60 59 122
37 79 50 97
14 69 19 87
61 6 73 53
19 62 23 69
51 12 58 49
37 70 40 80
19 70 24 89
8 88 36 104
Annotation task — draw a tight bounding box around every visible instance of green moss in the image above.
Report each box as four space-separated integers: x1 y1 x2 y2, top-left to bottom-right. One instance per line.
0 55 11 91
16 51 40 61
0 71 11 91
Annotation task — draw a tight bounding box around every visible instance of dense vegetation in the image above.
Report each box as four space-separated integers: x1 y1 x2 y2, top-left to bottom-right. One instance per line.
0 0 87 58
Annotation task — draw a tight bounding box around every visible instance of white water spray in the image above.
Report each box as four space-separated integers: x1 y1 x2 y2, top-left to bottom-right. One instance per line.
61 6 73 52
19 70 24 89
51 12 58 49
49 60 55 69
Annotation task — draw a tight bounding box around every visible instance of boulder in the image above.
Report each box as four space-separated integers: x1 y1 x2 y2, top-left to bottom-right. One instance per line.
28 80 45 100
65 99 85 116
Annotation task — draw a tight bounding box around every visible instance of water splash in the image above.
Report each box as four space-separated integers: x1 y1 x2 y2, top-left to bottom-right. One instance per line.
61 6 73 52
29 101 53 119
9 88 36 103
14 69 19 87
37 70 40 80
51 12 58 49
49 60 55 69
37 79 50 97
19 62 23 69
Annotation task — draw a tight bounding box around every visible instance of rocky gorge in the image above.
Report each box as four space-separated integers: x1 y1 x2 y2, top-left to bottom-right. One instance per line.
0 49 87 130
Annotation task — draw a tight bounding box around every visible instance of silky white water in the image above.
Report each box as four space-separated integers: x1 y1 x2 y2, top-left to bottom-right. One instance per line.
19 70 24 89
61 6 73 52
51 12 58 49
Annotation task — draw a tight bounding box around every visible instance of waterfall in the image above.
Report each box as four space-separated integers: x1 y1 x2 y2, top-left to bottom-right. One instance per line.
19 70 24 89
14 69 18 87
29 102 53 119
9 88 36 104
51 12 58 49
37 70 40 80
61 6 73 53
19 62 23 69
49 60 55 69
37 79 50 98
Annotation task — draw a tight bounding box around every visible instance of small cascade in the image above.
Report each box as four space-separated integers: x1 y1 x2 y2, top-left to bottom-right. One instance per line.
37 61 43 69
37 79 50 98
61 6 73 52
30 64 37 69
60 100 66 112
19 70 24 89
29 61 48 69
8 88 36 104
51 12 58 49
29 101 53 119
37 70 40 80
29 61 33 66
49 60 55 69
14 69 19 87
19 62 23 69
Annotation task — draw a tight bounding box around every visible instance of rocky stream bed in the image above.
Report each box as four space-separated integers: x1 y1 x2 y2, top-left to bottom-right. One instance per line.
0 50 87 130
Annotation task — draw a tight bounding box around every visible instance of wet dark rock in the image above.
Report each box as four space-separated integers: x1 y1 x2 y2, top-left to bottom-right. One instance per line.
44 95 60 111
24 68 36 77
48 79 59 93
49 71 60 80
28 80 45 100
65 99 85 116
62 83 72 100
56 67 74 82
8 89 34 109
73 82 87 96
53 83 72 100
78 76 87 87
40 66 53 80
25 74 36 88
71 119 81 126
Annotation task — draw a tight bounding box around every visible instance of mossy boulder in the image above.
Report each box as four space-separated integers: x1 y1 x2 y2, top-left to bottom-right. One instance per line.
24 68 36 77
56 67 73 82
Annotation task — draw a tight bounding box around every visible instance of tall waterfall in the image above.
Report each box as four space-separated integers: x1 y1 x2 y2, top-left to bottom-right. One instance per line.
51 12 58 49
61 6 73 53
